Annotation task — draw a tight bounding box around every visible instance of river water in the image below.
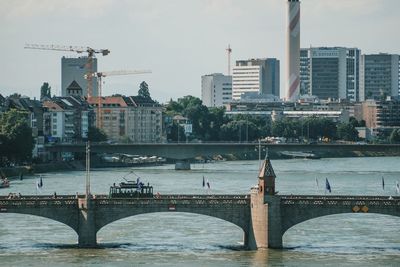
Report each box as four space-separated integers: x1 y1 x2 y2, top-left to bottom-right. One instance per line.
1 157 400 267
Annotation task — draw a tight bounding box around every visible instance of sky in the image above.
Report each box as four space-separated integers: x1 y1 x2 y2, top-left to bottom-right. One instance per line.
0 0 399 103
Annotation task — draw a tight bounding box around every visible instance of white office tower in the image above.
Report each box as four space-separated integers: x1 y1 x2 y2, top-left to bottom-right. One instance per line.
286 0 301 102
232 58 280 100
201 73 232 107
61 57 98 97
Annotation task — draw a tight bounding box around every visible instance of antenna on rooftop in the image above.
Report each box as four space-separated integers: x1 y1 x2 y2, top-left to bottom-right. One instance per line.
226 44 232 76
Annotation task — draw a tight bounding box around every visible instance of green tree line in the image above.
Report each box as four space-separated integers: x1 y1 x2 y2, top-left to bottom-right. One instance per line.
165 96 364 142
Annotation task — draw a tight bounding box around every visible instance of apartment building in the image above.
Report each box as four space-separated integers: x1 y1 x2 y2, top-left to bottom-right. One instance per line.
87 96 163 143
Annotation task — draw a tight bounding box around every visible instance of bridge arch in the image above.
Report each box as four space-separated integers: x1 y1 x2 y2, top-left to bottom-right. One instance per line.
97 212 245 247
95 207 249 234
0 213 78 244
282 213 400 248
281 206 400 235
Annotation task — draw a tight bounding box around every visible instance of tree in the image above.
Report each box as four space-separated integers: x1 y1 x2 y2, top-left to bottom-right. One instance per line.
40 82 51 100
0 109 34 164
337 123 358 141
389 129 400 144
166 122 185 142
138 81 151 99
119 135 132 144
87 127 107 142
272 118 300 139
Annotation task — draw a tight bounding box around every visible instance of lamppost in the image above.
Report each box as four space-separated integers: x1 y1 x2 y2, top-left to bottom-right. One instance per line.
246 116 249 143
85 141 91 199
239 123 242 143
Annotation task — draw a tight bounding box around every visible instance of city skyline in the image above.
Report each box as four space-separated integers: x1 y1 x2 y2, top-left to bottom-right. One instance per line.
0 0 399 103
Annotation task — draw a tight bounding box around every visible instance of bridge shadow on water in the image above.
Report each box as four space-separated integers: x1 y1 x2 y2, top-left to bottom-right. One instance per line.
21 242 247 252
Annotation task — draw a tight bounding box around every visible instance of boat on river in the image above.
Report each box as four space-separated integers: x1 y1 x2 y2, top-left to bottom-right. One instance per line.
278 151 320 159
0 178 10 188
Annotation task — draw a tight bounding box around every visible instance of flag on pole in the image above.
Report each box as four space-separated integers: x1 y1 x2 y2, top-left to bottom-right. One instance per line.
382 176 385 190
325 178 331 193
206 179 210 189
36 176 43 190
396 181 400 194
202 176 205 188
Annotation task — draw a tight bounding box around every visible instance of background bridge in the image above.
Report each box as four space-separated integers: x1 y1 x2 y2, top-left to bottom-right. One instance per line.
46 143 400 159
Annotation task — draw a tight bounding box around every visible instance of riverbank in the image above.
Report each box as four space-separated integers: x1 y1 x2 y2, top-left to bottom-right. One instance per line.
0 162 81 179
221 148 400 161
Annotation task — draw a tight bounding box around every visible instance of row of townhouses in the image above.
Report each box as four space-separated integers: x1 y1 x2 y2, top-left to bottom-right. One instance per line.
0 94 164 158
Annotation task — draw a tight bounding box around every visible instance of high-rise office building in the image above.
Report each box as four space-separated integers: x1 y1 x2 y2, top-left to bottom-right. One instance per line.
299 49 310 96
300 47 361 101
232 58 280 100
61 57 98 97
360 53 400 101
201 73 232 107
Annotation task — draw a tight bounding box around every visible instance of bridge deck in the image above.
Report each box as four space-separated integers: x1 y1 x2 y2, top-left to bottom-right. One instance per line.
0 194 250 209
2 194 400 208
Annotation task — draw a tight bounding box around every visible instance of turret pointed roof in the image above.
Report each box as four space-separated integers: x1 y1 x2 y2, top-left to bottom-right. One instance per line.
66 80 82 91
258 158 276 179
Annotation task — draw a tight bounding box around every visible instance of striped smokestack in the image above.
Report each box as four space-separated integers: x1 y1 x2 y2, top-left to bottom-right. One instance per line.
286 0 300 101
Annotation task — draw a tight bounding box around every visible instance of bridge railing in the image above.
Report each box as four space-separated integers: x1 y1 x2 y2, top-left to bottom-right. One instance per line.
94 194 250 206
0 195 78 208
280 195 400 206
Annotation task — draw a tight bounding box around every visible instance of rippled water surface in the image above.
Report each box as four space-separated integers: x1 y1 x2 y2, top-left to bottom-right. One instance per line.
1 157 400 266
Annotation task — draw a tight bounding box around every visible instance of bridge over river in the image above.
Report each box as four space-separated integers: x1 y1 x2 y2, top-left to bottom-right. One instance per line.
1 159 400 249
46 143 400 169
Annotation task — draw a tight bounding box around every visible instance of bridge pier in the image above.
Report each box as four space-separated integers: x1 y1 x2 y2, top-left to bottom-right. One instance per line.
77 198 97 248
175 159 191 170
264 195 283 248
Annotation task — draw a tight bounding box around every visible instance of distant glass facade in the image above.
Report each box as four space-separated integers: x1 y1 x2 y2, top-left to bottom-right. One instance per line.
312 58 339 99
360 54 400 100
300 47 361 101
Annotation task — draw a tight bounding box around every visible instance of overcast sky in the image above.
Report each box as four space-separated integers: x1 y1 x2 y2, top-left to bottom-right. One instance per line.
0 0 399 103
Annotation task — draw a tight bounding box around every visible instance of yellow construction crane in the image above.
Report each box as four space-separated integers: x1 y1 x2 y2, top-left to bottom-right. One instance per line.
85 70 152 128
24 43 110 98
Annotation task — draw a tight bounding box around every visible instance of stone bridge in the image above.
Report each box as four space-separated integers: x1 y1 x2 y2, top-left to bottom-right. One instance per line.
1 193 400 249
1 158 400 249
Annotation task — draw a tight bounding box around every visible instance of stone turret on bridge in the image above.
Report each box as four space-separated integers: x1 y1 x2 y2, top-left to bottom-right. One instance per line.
246 157 277 249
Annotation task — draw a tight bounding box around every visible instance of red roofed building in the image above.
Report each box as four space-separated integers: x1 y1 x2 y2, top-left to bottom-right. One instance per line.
87 95 163 142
